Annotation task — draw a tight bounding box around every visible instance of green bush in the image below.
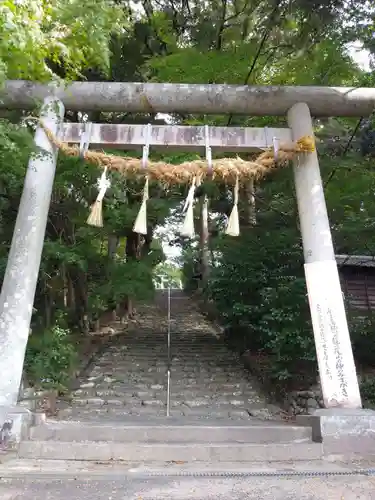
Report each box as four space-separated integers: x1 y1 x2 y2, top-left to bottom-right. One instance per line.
349 315 375 366
360 377 375 405
206 226 316 381
24 323 78 392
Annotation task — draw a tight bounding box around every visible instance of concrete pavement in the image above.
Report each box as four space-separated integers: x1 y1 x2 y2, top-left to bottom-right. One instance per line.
0 474 375 499
0 459 375 499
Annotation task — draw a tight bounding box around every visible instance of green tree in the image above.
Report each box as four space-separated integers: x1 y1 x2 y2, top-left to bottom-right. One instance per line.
0 0 124 83
0 120 175 388
154 261 182 288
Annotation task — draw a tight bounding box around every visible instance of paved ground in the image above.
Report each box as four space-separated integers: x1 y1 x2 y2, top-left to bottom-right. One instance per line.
0 474 374 499
57 291 279 422
1 458 375 498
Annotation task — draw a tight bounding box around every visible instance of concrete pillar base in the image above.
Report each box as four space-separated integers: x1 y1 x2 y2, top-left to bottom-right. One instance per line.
0 406 32 451
306 408 375 456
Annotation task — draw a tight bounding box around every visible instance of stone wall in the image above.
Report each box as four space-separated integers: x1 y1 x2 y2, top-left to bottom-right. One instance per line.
286 386 324 416
240 350 326 417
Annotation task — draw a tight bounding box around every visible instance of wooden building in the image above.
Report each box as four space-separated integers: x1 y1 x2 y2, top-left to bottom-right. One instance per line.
336 255 375 313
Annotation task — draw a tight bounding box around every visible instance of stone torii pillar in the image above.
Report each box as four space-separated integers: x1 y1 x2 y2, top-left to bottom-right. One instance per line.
0 97 65 411
288 102 362 410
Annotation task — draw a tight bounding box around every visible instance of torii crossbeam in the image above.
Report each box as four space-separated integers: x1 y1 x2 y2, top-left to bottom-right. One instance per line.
1 80 375 117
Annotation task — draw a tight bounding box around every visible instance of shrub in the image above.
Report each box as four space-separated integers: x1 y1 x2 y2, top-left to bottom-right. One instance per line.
24 323 78 392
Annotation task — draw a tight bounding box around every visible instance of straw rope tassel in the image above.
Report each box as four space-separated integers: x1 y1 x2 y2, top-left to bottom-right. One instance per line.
133 176 149 235
87 167 109 227
225 175 240 237
181 176 196 238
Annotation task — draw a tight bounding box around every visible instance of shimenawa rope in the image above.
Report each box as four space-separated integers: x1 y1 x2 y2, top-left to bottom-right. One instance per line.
40 123 315 185
38 122 315 235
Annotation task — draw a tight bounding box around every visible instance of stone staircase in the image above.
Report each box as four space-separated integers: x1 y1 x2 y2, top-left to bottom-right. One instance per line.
17 291 322 463
19 420 321 462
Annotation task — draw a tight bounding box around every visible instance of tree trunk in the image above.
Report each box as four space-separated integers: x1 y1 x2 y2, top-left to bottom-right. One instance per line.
245 179 256 226
119 231 142 322
107 234 120 317
199 195 210 289
67 274 75 310
70 269 89 333
44 289 52 328
119 296 134 324
61 264 68 308
108 235 120 258
126 231 141 260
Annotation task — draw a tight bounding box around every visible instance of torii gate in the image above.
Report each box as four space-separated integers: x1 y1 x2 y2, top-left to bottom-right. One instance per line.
1 81 375 438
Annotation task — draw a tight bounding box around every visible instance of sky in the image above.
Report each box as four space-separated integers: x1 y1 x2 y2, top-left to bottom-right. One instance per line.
348 43 372 71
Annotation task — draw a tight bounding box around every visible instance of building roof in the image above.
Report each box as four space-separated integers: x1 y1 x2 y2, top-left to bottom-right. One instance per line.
335 255 375 268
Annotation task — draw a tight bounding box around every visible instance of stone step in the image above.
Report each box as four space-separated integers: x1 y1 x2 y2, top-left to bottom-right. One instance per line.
86 376 246 383
96 354 236 359
96 360 240 365
115 365 243 370
66 401 265 413
106 350 229 354
101 371 244 376
101 352 231 355
57 406 277 421
72 385 247 394
168 406 254 418
30 420 312 444
18 439 322 462
118 345 226 348
112 351 230 355
68 391 263 400
67 394 263 406
91 355 238 361
94 369 244 376
74 379 247 387
112 344 226 349
111 346 228 350
104 362 238 365
115 338 224 341
72 385 247 393
87 369 241 375
57 408 167 420
69 397 166 407
115 335 223 340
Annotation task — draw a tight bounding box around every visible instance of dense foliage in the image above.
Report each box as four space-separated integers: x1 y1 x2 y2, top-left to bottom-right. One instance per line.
0 0 375 392
0 0 124 83
0 120 178 388
182 160 375 385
